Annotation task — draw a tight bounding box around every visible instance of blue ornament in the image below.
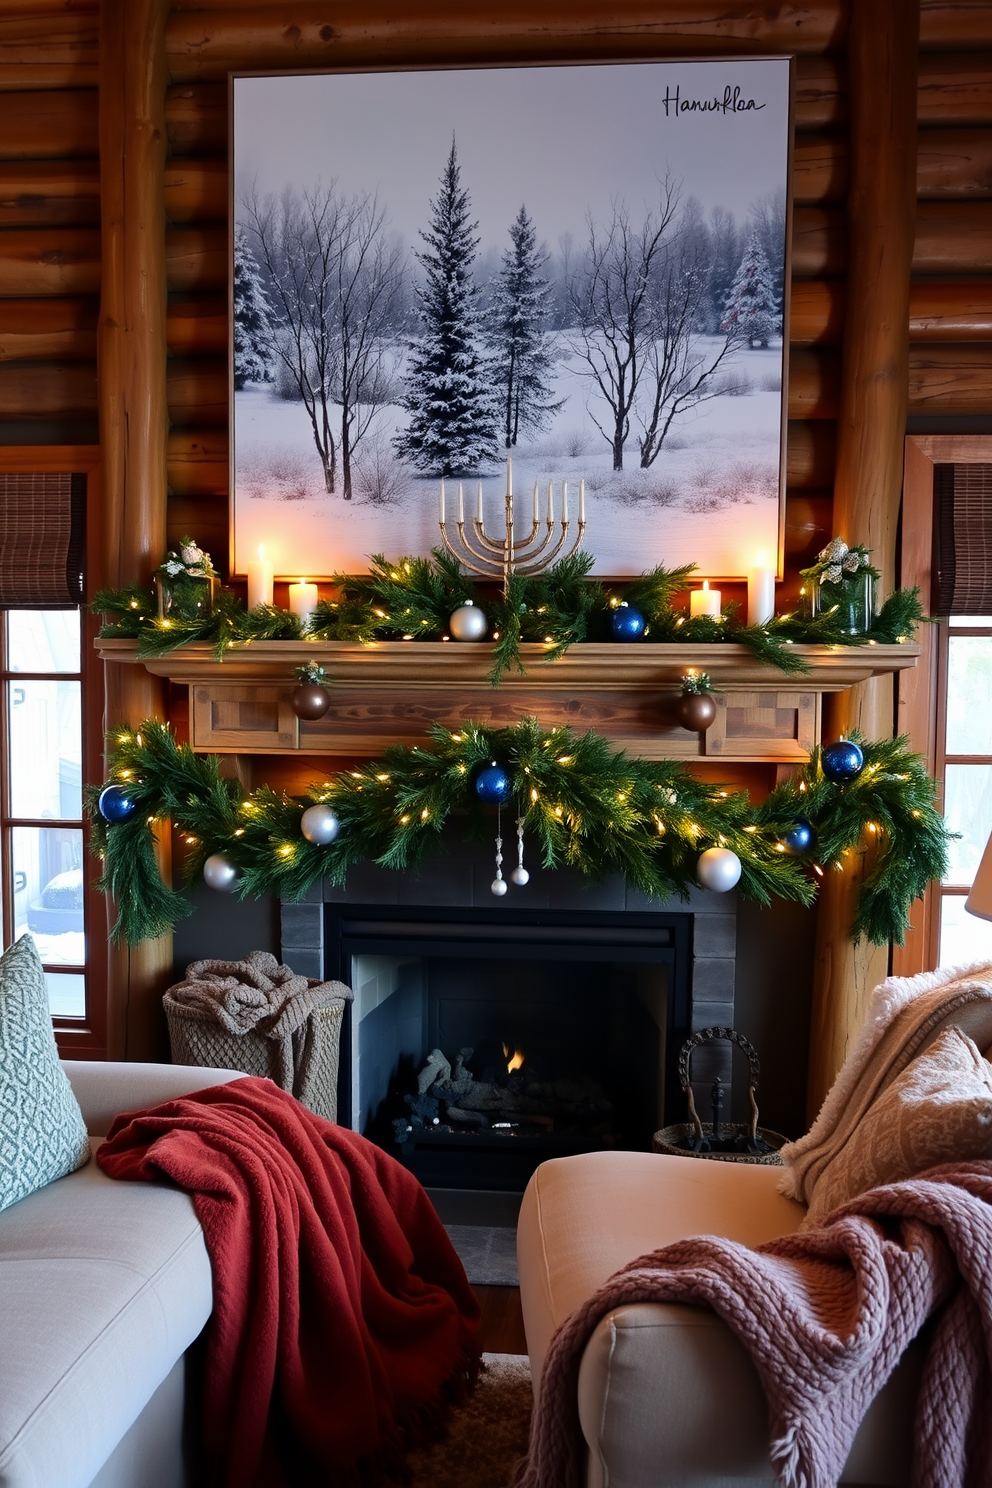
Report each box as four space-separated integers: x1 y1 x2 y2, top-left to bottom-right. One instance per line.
609 604 646 641
98 783 138 823
821 739 865 784
474 763 511 803
781 819 817 856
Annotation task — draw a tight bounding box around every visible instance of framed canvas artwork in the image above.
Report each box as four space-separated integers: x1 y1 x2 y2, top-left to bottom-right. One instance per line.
231 57 793 581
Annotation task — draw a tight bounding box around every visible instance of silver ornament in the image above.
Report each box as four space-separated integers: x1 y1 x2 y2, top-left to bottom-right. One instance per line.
300 803 340 845
510 866 530 886
203 852 240 892
449 600 487 641
695 846 742 893
490 877 509 896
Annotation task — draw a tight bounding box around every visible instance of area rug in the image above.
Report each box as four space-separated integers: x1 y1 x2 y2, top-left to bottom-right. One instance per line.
398 1353 533 1488
445 1224 519 1286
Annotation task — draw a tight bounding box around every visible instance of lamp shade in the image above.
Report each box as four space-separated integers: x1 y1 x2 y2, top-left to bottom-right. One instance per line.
965 830 992 921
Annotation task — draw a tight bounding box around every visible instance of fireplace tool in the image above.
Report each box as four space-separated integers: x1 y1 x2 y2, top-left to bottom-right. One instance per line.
653 1026 787 1165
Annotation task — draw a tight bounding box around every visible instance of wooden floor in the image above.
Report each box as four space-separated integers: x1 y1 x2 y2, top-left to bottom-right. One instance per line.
473 1284 528 1354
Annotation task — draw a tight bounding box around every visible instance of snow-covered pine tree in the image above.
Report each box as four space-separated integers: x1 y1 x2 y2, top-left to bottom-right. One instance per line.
233 222 275 388
720 229 780 349
487 205 562 447
394 138 498 475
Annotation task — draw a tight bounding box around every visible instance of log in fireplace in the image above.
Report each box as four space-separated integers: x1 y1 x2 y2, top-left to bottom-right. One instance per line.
280 842 737 1189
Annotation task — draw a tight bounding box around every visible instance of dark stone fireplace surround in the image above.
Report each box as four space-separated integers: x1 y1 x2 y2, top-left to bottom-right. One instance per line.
279 839 738 1145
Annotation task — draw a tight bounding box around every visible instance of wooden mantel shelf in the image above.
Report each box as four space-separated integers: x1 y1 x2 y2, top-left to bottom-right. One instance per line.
96 639 920 761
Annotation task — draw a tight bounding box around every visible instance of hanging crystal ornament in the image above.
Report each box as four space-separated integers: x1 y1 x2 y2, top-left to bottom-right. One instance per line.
510 817 530 886
491 804 508 896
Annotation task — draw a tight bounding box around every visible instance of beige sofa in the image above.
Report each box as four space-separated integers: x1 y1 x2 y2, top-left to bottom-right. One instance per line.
0 1061 242 1488
517 1149 922 1488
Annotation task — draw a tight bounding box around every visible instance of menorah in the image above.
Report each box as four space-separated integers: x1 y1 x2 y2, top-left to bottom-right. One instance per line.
438 452 586 596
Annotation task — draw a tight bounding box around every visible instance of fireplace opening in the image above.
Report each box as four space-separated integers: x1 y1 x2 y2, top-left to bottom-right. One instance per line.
321 905 694 1190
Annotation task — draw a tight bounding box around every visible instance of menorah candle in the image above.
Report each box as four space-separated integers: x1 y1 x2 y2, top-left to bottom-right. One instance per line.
690 580 721 618
506 450 513 496
533 481 539 522
458 482 464 523
288 579 318 625
439 478 445 522
579 479 586 522
547 480 554 523
246 545 274 608
747 553 776 626
476 481 484 522
562 480 568 521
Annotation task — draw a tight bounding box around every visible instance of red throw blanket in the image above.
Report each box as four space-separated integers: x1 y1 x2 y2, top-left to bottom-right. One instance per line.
515 1162 992 1488
96 1078 481 1488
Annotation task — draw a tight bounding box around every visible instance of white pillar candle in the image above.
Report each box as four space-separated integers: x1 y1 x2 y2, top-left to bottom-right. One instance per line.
288 579 318 626
246 545 274 609
747 553 776 626
689 580 721 618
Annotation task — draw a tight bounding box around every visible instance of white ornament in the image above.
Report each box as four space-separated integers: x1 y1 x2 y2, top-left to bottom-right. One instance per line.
300 804 340 845
490 877 509 896
510 817 529 884
449 600 488 641
203 852 240 892
695 846 742 893
510 866 530 886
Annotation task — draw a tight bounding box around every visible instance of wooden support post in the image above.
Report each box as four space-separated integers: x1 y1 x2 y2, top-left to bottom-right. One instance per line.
98 0 173 1060
807 1 919 1118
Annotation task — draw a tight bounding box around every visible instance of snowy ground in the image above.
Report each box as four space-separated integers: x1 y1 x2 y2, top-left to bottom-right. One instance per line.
232 337 784 581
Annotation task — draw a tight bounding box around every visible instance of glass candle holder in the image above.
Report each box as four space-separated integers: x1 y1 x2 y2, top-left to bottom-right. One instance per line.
802 571 876 635
155 571 218 622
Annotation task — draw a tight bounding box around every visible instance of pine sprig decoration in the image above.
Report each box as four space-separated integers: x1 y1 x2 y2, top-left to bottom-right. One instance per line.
308 550 473 645
89 717 950 949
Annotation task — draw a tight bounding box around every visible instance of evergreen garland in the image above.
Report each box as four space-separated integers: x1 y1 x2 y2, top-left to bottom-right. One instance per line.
91 553 926 684
89 719 949 951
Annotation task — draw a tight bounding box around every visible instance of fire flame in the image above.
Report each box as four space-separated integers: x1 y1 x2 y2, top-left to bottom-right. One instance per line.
502 1042 525 1074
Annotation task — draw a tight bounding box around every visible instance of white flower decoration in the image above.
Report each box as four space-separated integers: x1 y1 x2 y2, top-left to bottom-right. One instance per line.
818 537 849 564
825 564 844 583
163 558 184 576
842 552 862 573
180 543 205 567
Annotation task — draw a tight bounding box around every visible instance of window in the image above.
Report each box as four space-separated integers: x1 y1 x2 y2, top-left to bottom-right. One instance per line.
935 617 992 967
0 451 105 1054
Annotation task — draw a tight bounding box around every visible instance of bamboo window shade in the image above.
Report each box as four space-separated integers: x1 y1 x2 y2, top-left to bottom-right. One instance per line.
934 464 992 616
0 473 85 608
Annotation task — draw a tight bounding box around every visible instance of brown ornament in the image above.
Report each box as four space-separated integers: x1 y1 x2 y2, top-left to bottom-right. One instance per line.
291 682 332 720
675 690 717 732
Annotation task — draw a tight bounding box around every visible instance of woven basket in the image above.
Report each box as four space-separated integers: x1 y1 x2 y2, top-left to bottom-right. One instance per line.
653 1025 787 1166
163 993 346 1124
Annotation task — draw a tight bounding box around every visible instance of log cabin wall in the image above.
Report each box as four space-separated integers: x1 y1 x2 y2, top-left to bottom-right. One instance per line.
3 1 992 1082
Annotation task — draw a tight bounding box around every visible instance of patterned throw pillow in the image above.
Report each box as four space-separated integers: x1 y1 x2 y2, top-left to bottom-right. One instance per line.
803 1025 992 1229
0 935 90 1213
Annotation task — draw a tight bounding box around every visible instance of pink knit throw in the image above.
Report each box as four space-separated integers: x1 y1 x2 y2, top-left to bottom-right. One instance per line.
514 1162 992 1488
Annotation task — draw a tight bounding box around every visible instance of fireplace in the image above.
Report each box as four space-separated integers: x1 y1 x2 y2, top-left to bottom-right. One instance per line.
280 842 737 1188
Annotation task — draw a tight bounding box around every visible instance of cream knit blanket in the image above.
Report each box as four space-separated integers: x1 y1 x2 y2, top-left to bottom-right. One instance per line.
779 960 992 1205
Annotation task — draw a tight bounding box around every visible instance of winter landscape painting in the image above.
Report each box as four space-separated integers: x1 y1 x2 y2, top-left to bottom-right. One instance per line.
231 58 792 581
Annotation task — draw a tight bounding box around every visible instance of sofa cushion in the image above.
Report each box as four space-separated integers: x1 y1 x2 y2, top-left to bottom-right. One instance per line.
803 1025 992 1229
0 935 89 1215
0 1146 213 1488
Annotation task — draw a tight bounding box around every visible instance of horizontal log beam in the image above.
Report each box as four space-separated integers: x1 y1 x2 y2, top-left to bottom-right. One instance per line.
0 88 97 157
786 420 836 488
165 83 227 155
167 429 228 496
0 227 100 295
167 295 227 355
0 160 100 228
909 279 992 337
165 227 226 291
0 360 96 416
920 1 992 48
164 4 844 82
0 295 97 360
0 12 97 90
791 207 845 277
784 492 832 563
918 126 992 195
790 280 844 344
914 199 992 271
918 53 992 124
163 159 227 224
907 343 992 411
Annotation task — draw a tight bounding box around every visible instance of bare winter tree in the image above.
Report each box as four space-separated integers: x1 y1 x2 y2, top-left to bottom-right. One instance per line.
568 186 680 471
637 225 742 469
242 183 405 498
